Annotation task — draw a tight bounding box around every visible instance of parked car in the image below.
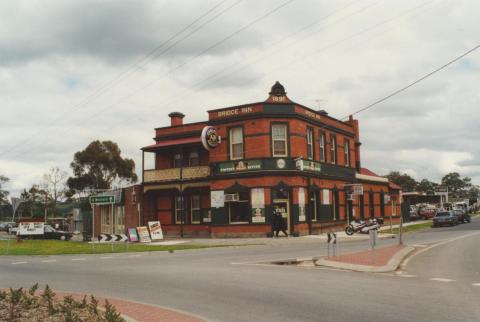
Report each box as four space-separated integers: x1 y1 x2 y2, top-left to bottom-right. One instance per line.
418 205 438 219
452 208 471 223
0 222 16 232
409 206 421 221
433 211 459 227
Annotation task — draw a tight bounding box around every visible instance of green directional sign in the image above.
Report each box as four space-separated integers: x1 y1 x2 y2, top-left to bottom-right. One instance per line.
90 195 115 205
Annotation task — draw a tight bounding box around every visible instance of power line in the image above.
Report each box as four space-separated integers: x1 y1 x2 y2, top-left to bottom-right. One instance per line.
345 44 480 118
0 0 240 157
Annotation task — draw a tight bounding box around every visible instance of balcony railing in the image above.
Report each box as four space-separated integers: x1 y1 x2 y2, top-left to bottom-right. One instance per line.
143 166 210 183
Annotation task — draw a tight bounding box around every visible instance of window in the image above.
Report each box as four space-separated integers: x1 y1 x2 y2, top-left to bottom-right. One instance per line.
369 191 375 218
175 196 185 224
173 153 183 168
309 191 318 221
319 132 326 162
272 124 288 157
330 135 336 164
189 151 199 166
191 195 201 224
307 128 314 160
229 127 244 160
227 191 250 223
344 139 350 167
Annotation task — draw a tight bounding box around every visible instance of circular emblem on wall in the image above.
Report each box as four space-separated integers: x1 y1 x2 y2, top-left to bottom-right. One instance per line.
277 158 286 169
201 126 221 151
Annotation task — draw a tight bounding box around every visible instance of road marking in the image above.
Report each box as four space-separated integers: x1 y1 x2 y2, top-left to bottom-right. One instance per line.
41 260 57 263
71 258 86 261
100 256 113 259
127 254 141 258
472 283 480 287
430 278 455 283
11 261 27 265
399 274 417 278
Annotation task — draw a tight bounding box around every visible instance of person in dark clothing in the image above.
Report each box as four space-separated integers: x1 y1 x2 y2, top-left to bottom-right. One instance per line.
272 208 288 237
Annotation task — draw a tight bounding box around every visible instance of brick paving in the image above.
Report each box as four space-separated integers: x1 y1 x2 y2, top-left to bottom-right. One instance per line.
56 292 207 322
326 244 405 267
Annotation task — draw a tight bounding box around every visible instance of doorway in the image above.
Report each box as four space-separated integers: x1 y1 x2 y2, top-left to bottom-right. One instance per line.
272 199 290 234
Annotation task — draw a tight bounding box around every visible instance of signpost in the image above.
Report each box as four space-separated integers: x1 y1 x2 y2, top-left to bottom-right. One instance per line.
327 232 337 258
90 195 115 205
434 186 448 209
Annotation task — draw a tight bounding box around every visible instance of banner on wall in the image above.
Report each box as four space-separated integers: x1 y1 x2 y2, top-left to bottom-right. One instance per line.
148 221 164 240
298 188 306 222
136 226 151 243
251 188 265 223
323 189 330 205
211 191 225 208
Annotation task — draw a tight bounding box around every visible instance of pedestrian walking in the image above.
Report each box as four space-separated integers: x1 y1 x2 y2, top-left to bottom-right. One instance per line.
272 208 288 237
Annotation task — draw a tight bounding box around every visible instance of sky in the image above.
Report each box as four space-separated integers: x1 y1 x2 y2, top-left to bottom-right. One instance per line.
1 0 479 196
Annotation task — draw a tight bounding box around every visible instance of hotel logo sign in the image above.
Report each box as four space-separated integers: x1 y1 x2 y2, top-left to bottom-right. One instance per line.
201 126 221 151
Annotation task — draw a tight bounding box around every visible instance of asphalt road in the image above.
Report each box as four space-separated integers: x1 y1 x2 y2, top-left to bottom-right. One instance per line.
1 218 479 322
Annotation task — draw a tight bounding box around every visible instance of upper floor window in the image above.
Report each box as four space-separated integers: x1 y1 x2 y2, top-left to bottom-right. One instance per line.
173 153 183 168
229 127 244 160
307 128 314 160
344 140 350 167
175 195 185 224
189 151 199 166
272 124 288 157
319 132 326 162
330 135 336 164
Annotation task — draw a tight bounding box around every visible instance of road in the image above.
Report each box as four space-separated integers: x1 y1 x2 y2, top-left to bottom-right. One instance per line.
1 218 479 322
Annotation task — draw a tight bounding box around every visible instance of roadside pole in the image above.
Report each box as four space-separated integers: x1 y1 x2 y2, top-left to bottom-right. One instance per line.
91 204 95 253
369 229 377 264
399 216 404 245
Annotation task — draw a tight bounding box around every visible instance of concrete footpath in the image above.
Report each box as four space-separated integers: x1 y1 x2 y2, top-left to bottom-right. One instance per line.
315 244 415 273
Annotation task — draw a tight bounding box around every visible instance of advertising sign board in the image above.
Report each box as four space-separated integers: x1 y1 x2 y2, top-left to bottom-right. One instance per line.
136 226 151 243
148 221 164 240
251 188 265 223
127 228 139 242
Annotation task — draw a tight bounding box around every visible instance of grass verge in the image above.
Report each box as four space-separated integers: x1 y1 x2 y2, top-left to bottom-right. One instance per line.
380 221 433 235
0 240 226 256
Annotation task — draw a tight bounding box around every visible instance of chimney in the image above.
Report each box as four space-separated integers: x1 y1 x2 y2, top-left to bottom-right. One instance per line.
348 115 362 172
168 112 185 126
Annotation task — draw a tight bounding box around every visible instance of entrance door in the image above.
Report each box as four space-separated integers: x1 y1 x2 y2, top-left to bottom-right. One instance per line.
272 199 290 234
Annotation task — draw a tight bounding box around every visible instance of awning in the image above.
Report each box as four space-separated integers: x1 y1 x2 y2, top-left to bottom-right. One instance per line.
142 137 201 152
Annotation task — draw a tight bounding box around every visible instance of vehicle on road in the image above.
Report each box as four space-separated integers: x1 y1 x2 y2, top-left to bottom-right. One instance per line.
432 211 459 227
0 222 16 232
409 205 421 221
18 224 72 241
345 218 384 235
452 208 471 223
417 204 437 219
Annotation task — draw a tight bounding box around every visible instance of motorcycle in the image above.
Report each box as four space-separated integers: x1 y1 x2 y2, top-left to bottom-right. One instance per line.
345 218 384 236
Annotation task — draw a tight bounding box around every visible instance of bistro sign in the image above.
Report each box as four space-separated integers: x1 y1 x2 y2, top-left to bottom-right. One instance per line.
201 126 221 151
219 160 262 173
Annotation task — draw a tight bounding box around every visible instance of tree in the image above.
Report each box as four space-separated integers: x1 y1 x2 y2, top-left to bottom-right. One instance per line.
67 140 137 192
42 167 68 209
18 185 50 218
468 185 480 200
0 175 9 205
417 179 438 195
385 171 418 192
441 172 471 198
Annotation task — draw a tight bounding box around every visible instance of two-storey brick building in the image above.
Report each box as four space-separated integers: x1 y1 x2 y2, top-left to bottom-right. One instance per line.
140 82 401 237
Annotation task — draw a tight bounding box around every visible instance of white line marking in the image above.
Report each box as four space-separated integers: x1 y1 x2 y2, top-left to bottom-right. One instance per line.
472 283 480 287
11 261 27 265
430 278 455 283
399 274 417 278
100 256 113 259
41 260 57 263
127 254 141 258
71 258 86 261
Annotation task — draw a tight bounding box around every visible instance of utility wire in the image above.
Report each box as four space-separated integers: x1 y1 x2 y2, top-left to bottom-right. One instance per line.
344 44 480 118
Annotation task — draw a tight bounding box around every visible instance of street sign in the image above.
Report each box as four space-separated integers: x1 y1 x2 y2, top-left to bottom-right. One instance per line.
90 195 115 205
327 233 337 244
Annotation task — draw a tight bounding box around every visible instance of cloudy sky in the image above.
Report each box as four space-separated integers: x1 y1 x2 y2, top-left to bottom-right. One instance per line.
1 0 479 195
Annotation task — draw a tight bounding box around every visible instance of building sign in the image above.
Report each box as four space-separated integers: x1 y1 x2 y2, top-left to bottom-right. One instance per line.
305 109 322 120
219 160 262 173
434 186 448 193
18 222 44 236
136 226 151 243
201 126 221 151
298 188 306 222
90 195 115 205
216 106 253 118
211 191 225 208
127 228 139 242
251 188 265 223
296 159 321 172
148 221 164 240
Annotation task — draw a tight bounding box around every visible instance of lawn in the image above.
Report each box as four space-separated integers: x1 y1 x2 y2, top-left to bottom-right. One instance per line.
0 239 223 256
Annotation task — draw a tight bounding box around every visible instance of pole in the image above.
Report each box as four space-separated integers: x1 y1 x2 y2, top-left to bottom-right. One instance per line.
390 200 393 235
111 203 114 252
399 216 404 245
179 148 184 238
